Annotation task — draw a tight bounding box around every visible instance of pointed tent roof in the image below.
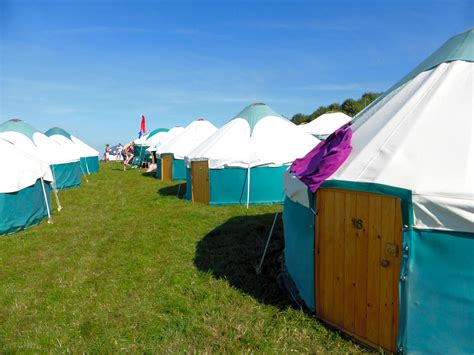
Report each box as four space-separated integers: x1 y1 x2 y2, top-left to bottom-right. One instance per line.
0 119 38 142
45 127 72 140
0 119 79 165
233 102 284 134
186 103 319 169
158 119 218 159
300 112 352 138
45 126 98 157
287 29 474 233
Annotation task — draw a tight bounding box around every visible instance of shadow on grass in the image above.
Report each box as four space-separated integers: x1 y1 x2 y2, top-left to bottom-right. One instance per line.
158 183 187 198
194 213 292 310
141 171 158 179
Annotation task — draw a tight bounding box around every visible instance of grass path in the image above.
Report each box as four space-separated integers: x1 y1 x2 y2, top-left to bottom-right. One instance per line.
0 163 362 352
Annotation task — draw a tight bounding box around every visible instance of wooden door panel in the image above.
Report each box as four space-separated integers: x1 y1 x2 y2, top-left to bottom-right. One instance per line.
162 154 173 181
315 188 402 352
191 160 210 204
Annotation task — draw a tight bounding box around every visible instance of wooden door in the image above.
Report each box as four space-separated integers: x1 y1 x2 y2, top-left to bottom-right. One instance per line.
161 154 173 181
191 160 210 204
315 188 402 352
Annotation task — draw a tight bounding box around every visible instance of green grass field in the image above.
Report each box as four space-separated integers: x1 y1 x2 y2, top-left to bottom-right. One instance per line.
0 163 363 352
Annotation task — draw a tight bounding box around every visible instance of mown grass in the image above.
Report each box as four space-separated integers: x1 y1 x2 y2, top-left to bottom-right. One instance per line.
0 163 363 352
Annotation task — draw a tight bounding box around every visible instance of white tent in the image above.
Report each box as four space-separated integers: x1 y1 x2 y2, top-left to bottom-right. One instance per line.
0 119 82 189
299 111 352 139
157 119 217 158
0 137 53 193
186 103 319 169
146 126 185 152
0 120 80 166
0 137 54 234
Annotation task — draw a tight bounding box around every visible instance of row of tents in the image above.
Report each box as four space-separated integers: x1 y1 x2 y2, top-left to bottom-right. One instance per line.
133 105 352 206
131 29 473 353
0 120 99 235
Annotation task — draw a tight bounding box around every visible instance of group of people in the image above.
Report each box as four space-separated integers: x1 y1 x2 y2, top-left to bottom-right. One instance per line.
103 142 135 169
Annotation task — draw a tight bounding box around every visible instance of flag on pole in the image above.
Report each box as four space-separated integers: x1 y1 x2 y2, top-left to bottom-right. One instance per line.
138 115 146 138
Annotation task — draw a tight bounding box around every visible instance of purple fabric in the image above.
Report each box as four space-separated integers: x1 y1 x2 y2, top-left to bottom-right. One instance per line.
290 123 353 192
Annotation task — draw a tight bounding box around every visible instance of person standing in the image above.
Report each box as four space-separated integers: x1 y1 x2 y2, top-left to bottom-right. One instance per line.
104 144 111 162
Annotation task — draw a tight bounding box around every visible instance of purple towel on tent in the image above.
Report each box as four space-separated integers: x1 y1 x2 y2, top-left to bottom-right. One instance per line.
290 123 353 192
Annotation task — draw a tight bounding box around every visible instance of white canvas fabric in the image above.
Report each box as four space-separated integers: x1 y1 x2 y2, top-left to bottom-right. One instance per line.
157 119 218 159
0 130 80 165
146 127 185 152
285 60 474 233
46 134 87 160
0 138 53 193
185 105 319 169
300 112 352 138
70 136 99 157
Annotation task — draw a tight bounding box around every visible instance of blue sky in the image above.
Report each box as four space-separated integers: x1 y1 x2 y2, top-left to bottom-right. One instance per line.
1 0 472 152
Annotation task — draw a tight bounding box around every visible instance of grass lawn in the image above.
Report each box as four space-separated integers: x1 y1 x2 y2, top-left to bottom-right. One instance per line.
0 163 363 352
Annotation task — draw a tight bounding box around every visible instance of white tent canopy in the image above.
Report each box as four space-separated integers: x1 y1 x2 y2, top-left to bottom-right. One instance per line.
157 119 218 159
285 29 474 233
185 103 320 169
300 112 352 138
45 127 98 159
0 119 80 165
146 126 185 152
0 137 53 193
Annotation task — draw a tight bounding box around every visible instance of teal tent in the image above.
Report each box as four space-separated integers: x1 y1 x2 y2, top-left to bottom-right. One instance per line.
282 29 474 353
184 103 319 205
45 127 99 174
0 119 81 189
0 138 53 235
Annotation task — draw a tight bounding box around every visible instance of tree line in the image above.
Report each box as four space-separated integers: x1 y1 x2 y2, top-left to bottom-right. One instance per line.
291 92 381 125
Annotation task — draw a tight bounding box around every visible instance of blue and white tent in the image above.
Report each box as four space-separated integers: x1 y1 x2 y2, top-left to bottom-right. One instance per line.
185 103 319 205
0 119 81 190
45 127 99 174
0 138 53 235
282 29 474 353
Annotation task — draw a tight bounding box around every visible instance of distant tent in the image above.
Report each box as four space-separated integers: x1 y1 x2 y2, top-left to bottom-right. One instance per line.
185 103 319 205
144 126 185 176
133 128 169 166
157 119 217 185
45 127 100 174
0 119 81 189
0 138 53 235
282 28 474 353
300 112 352 139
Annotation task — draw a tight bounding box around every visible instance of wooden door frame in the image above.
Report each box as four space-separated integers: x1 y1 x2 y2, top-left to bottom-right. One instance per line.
191 160 210 204
314 188 402 353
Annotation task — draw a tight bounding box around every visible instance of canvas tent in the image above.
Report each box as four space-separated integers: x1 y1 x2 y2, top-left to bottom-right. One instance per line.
300 111 352 139
0 119 81 189
157 119 217 183
45 127 100 174
143 126 185 177
282 29 474 353
0 138 53 235
184 103 319 205
132 128 169 166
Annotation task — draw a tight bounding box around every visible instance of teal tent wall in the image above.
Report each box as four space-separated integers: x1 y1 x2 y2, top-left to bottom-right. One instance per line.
51 161 81 190
155 158 162 179
282 196 315 310
399 229 474 353
184 167 192 201
80 156 99 174
209 165 288 205
282 182 474 353
133 145 151 165
172 158 186 180
0 180 52 236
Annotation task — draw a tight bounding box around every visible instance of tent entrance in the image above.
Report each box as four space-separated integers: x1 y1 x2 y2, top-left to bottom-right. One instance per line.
191 160 210 204
314 188 402 352
161 154 173 181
